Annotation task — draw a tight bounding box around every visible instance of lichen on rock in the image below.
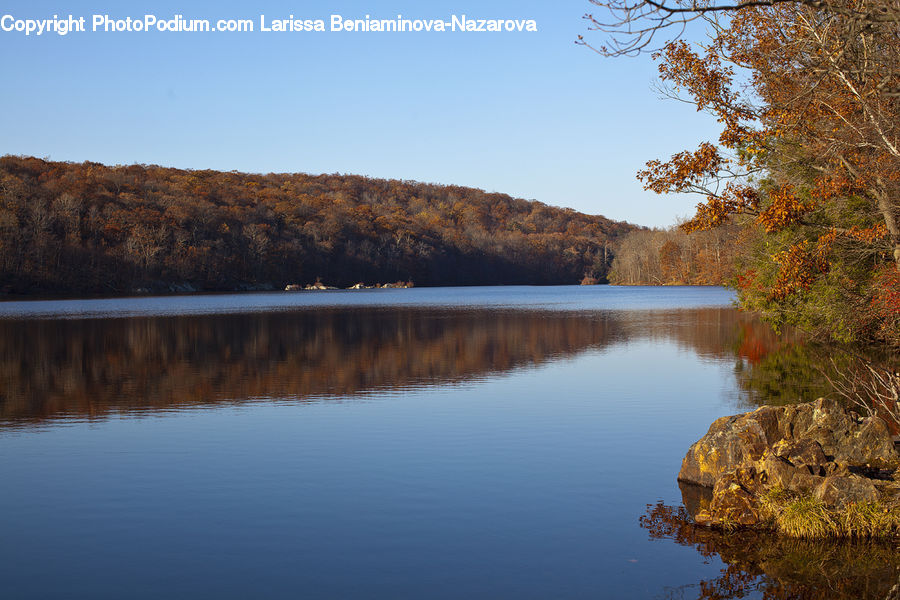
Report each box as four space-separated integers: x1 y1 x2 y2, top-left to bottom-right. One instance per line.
678 397 900 536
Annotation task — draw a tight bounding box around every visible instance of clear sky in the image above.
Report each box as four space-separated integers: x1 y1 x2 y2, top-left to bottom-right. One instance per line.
0 0 720 227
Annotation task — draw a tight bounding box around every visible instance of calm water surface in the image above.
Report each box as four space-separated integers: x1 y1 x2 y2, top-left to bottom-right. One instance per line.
0 286 895 599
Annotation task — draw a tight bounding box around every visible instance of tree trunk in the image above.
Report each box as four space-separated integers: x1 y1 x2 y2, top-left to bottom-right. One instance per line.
875 188 900 269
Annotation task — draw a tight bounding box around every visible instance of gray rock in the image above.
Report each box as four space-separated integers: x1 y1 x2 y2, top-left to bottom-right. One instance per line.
814 475 879 508
678 398 900 529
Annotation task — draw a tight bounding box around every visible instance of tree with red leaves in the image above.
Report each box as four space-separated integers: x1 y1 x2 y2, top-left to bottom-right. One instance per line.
584 0 900 344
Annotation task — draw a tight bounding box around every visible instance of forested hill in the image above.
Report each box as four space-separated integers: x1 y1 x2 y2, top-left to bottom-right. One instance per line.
0 156 636 294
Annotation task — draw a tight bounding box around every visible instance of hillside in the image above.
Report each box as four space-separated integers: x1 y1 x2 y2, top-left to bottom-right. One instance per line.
0 156 636 294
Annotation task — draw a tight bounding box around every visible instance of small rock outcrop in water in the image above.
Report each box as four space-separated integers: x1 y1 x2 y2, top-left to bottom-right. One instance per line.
678 397 900 531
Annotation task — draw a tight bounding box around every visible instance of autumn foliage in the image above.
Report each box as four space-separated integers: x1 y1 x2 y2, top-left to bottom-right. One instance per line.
608 222 742 285
613 0 900 344
0 156 634 294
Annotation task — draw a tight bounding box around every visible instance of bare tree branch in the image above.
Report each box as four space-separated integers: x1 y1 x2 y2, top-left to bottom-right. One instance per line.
578 0 900 56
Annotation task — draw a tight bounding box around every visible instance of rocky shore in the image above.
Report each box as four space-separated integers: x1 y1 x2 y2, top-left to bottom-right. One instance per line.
678 397 900 537
284 280 414 291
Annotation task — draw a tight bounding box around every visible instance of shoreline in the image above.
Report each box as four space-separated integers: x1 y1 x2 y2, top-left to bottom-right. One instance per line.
678 398 900 539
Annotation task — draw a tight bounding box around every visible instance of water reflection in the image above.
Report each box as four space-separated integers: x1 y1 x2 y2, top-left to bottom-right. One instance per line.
0 308 620 425
4 295 896 599
640 500 900 599
0 307 837 427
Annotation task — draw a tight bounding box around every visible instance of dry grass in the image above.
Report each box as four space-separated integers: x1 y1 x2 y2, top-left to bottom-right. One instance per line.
777 495 837 538
839 501 900 538
758 486 791 523
761 489 900 538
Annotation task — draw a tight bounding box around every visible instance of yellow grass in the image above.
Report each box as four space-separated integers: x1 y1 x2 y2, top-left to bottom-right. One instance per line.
761 490 900 538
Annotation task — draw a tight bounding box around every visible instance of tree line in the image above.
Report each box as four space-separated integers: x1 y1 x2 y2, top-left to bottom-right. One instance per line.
608 223 742 285
0 155 635 294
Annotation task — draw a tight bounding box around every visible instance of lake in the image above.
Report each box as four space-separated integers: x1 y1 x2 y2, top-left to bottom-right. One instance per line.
1 286 896 599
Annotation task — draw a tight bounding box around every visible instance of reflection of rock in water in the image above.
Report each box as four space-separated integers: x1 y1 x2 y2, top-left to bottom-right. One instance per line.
678 480 713 521
641 500 900 600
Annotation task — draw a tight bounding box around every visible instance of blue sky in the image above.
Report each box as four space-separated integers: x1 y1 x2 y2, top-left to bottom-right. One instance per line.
0 0 720 227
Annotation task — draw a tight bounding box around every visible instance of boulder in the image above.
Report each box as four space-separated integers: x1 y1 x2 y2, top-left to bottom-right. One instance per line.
678 398 900 529
760 453 823 494
679 406 783 488
771 438 828 474
814 475 879 508
704 467 763 526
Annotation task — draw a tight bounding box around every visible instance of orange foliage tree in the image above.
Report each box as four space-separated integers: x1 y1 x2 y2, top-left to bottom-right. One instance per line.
0 156 635 294
584 0 900 343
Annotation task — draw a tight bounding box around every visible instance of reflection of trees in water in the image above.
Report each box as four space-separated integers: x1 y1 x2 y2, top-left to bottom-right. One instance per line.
644 306 898 408
730 320 836 407
641 500 900 600
727 318 899 409
0 305 884 426
618 307 839 406
0 309 626 425
637 319 900 600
